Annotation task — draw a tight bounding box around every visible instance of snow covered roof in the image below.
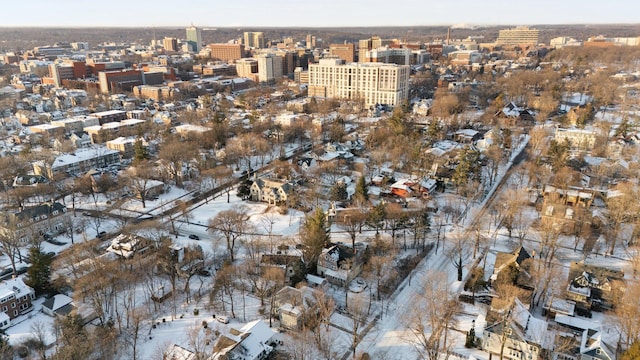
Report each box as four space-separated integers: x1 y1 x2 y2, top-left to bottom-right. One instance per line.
52 147 119 170
42 294 73 313
0 278 34 302
213 320 275 360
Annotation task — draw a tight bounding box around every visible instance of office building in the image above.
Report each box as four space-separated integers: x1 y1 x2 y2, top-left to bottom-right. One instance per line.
48 63 75 87
308 59 410 107
236 58 259 82
208 43 246 62
329 43 355 63
496 26 540 47
244 32 266 49
257 53 283 83
306 34 317 49
163 37 179 52
358 36 392 62
98 70 144 93
186 26 202 52
362 46 411 65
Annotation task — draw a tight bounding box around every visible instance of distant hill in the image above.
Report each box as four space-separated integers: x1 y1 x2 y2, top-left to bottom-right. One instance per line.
0 24 639 51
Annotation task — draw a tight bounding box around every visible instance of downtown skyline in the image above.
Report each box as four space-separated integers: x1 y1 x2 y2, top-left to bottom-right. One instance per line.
1 0 639 28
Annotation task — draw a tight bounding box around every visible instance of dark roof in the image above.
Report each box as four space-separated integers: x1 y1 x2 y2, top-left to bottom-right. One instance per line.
14 202 67 222
13 174 49 187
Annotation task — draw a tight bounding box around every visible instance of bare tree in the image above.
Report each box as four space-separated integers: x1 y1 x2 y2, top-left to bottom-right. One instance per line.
208 205 250 262
404 271 460 360
125 160 155 209
447 230 472 281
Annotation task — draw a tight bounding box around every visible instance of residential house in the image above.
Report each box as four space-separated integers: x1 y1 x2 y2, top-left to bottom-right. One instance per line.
274 285 322 330
317 243 364 287
250 176 295 206
390 179 415 198
106 234 150 259
163 344 196 360
552 328 616 360
453 128 481 144
0 278 36 322
0 201 70 244
42 294 74 317
554 126 598 151
211 319 276 360
565 261 624 314
482 298 548 360
540 185 593 233
491 246 534 291
12 174 49 187
260 254 304 286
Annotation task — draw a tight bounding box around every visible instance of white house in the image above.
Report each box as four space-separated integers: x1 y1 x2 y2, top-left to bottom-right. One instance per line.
212 319 276 360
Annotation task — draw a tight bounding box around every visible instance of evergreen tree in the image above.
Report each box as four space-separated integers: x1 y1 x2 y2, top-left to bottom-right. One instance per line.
465 322 476 348
354 176 369 205
236 178 252 200
133 138 148 163
25 247 54 296
329 182 348 201
367 201 387 235
301 207 331 272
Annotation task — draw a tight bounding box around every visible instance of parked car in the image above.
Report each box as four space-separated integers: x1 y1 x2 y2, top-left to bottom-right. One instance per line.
188 234 200 240
216 315 229 324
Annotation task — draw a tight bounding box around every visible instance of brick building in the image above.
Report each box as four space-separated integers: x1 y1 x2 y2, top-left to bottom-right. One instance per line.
208 43 246 62
0 278 35 323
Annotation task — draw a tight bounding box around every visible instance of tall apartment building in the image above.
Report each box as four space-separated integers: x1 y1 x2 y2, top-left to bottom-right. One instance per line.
362 46 411 65
306 34 317 49
208 43 246 62
329 43 355 63
186 26 202 52
49 63 75 87
358 36 392 62
496 26 540 47
244 32 266 49
308 58 410 107
236 58 259 82
163 37 179 52
257 53 283 83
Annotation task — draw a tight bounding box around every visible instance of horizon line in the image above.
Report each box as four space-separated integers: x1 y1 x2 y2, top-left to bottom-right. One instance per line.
0 22 639 29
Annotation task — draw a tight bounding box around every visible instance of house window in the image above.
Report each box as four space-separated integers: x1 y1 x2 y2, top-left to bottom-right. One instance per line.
11 303 15 308
2 306 6 312
0 298 5 304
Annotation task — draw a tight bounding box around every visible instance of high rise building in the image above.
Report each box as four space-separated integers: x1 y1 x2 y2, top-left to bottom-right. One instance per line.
358 36 393 62
496 26 540 47
244 32 266 49
208 44 246 62
257 53 283 83
163 37 179 52
186 26 202 52
329 43 355 63
236 58 259 82
362 46 411 65
308 58 410 107
306 34 317 49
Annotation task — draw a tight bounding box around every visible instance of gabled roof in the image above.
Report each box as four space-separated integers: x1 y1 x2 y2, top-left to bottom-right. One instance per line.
580 330 614 360
212 320 276 360
13 201 67 223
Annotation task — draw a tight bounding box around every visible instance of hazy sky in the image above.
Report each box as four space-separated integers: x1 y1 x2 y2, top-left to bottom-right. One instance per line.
2 0 639 27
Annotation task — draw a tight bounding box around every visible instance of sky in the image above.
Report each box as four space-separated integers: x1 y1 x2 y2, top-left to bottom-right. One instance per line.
1 0 639 28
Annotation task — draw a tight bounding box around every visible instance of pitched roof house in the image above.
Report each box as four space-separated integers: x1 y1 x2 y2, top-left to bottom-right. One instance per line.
211 319 276 360
250 177 294 206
